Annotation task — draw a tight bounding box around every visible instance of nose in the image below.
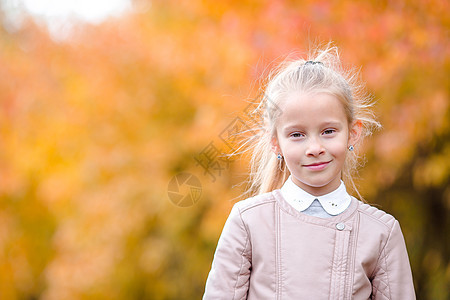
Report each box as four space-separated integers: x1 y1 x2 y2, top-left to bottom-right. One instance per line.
305 137 325 157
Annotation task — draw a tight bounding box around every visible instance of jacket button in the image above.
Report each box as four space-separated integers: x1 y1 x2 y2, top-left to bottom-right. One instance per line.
336 223 345 231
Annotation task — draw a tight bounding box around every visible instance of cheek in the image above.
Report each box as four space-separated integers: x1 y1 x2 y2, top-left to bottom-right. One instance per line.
280 140 302 156
328 141 348 159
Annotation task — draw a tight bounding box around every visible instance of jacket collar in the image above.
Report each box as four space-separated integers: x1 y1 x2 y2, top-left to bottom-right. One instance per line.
280 176 351 216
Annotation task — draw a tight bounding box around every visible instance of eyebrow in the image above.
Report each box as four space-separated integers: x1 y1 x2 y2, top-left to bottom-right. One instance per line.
282 121 343 132
321 121 343 128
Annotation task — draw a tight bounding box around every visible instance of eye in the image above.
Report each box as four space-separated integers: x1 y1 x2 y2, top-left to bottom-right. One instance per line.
290 132 305 138
323 128 336 135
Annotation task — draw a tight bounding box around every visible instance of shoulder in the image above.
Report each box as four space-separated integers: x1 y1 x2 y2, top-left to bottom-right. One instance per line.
356 200 398 232
232 191 277 215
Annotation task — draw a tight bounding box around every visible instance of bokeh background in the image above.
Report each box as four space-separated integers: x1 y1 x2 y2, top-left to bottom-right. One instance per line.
0 0 449 299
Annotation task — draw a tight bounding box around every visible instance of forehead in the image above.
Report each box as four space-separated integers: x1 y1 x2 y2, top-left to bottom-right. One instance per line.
278 92 348 127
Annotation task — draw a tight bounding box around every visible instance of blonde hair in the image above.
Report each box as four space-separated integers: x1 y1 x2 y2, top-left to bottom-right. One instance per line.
243 45 380 198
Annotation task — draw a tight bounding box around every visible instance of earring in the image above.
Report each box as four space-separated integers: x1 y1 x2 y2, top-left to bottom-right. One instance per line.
277 153 283 160
348 145 354 151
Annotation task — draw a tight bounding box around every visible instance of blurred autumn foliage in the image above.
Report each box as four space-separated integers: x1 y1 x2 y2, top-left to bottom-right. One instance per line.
0 0 448 299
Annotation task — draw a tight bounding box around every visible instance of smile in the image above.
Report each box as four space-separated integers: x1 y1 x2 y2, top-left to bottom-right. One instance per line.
303 161 331 171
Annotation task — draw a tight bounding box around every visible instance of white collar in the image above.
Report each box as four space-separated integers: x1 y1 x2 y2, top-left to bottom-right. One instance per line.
280 176 351 216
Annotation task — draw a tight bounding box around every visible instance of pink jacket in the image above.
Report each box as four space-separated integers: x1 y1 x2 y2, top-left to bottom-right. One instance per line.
203 190 415 299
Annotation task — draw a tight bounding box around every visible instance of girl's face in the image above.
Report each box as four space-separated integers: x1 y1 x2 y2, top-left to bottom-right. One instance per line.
272 92 361 196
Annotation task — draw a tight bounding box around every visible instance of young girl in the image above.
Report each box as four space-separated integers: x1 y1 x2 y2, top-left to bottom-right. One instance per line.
203 46 416 299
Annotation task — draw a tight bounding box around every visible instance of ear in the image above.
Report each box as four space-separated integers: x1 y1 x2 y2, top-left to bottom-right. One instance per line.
348 120 363 146
271 135 281 155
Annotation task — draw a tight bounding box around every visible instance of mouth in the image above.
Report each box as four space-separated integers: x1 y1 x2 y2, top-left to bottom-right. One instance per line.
303 161 331 170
